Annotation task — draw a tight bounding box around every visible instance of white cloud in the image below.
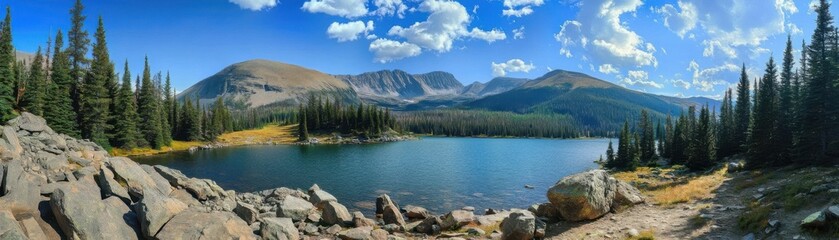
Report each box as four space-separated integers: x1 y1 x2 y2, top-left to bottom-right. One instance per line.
598 64 619 74
687 60 738 92
229 0 278 10
369 39 422 63
491 59 536 77
366 34 378 40
327 21 374 42
656 0 798 59
388 0 506 53
513 27 525 39
302 0 368 18
653 1 697 38
619 70 663 89
554 0 657 69
373 0 408 18
502 0 544 17
671 79 691 89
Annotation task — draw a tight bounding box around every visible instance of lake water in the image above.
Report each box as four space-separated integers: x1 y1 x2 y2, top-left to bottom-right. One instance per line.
135 137 609 215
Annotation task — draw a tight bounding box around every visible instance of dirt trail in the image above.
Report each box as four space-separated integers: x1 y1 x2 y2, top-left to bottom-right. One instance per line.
545 167 838 240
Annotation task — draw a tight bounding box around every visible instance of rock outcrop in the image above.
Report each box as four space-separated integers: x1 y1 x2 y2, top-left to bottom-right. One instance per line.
547 169 644 221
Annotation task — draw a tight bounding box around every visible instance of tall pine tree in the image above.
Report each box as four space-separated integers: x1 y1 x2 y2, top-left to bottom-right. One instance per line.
79 17 113 148
0 7 15 121
733 64 751 153
44 30 79 137
748 56 780 168
799 0 836 163
112 61 139 148
138 57 163 148
21 47 46 116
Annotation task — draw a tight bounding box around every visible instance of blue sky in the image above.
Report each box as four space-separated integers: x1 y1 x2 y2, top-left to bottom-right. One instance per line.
6 0 827 99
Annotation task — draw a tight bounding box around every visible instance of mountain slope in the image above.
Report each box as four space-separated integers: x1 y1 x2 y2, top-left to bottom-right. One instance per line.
466 70 719 130
335 70 463 100
178 59 356 109
474 77 529 96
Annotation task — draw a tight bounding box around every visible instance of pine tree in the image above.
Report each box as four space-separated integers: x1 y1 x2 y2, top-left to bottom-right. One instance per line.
21 47 46 116
687 105 716 170
0 7 15 121
298 104 309 141
717 89 737 159
163 72 173 136
44 30 79 137
663 113 674 159
733 64 751 153
79 17 113 148
639 109 656 163
606 141 615 166
614 120 635 170
671 113 688 164
138 57 163 148
777 35 795 163
68 0 89 123
798 0 835 163
748 56 780 168
112 61 139 148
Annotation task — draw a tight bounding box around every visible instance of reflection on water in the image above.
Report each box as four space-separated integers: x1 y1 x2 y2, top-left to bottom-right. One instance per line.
135 137 610 215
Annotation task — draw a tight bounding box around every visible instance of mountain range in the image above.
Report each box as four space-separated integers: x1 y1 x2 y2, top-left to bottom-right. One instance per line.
179 59 718 122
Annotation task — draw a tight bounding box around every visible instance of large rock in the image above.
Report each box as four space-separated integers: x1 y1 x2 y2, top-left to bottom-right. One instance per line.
154 165 220 201
97 167 131 202
800 210 827 228
260 217 299 240
382 204 406 227
440 210 474 230
234 202 259 224
35 151 68 171
0 160 41 210
309 189 337 208
501 210 536 240
352 211 377 228
546 170 616 221
413 216 442 235
2 126 23 156
322 201 353 226
376 194 399 215
140 165 172 196
107 157 167 199
136 189 188 238
403 205 430 219
613 180 645 207
19 216 48 240
10 112 50 133
337 226 373 240
50 181 139 240
0 209 27 240
155 210 256 240
533 203 561 220
277 195 315 221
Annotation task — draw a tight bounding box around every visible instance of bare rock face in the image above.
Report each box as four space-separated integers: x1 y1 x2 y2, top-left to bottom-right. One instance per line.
155 210 256 240
0 209 28 239
440 210 474 230
277 195 315 221
546 170 617 221
322 201 353 227
136 189 188 238
260 217 299 240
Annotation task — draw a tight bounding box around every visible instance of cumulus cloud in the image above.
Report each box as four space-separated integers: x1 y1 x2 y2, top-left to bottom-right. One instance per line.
372 0 408 18
302 0 368 18
654 0 798 59
687 60 739 92
387 0 506 53
671 79 691 89
502 0 544 17
327 21 374 42
554 0 657 69
369 39 422 63
491 59 536 77
229 0 278 10
513 27 525 39
598 64 619 74
619 70 663 89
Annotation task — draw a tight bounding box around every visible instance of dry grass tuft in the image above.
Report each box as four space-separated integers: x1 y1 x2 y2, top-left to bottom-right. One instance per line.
111 140 204 156
217 124 297 145
626 229 656 240
614 166 728 205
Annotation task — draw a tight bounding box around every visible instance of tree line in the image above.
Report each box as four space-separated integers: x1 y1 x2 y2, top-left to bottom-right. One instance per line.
395 109 592 138
297 95 398 141
605 0 839 171
0 0 238 150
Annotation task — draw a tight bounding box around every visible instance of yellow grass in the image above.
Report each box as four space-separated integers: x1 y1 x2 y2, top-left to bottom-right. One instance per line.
614 166 728 205
112 124 297 157
216 124 297 145
111 140 204 157
625 229 656 240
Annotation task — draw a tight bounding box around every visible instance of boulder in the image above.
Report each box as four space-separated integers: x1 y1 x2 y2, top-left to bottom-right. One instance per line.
35 151 68 171
322 201 353 226
0 209 27 240
533 203 561 220
376 194 399 215
800 210 827 228
337 226 373 240
277 195 315 221
11 112 50 133
309 189 338 208
154 165 219 201
155 210 256 240
371 228 388 240
97 167 131 202
827 205 839 219
234 202 259 224
546 170 616 221
50 181 139 240
382 204 406 227
413 216 441 235
2 126 23 156
0 161 41 210
441 210 474 230
135 189 188 238
403 205 430 219
19 216 48 240
352 211 377 228
260 217 299 240
140 165 172 196
500 210 535 240
107 157 167 199
613 180 645 207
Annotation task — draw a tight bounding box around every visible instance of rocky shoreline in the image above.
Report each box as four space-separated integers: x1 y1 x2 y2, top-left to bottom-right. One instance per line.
0 114 645 240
